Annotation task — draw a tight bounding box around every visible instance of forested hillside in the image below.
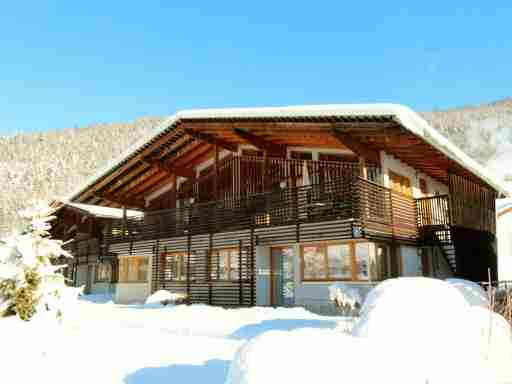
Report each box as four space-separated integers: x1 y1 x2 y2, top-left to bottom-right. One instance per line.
1 99 511 234
0 117 164 233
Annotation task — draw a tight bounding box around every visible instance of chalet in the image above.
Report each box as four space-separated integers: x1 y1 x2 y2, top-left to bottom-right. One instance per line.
57 104 507 311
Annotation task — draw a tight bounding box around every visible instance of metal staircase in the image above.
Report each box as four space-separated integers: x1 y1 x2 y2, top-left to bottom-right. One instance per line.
419 225 456 273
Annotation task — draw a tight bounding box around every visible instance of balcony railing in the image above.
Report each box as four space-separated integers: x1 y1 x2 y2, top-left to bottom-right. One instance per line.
105 176 420 244
177 155 381 203
416 195 451 227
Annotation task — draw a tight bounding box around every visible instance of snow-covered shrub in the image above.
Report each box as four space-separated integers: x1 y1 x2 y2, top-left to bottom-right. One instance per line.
0 205 72 321
145 290 188 307
328 282 361 315
445 278 489 307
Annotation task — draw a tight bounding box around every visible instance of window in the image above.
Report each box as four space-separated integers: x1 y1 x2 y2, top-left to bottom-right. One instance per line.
95 263 112 282
290 151 313 161
327 244 352 279
242 149 264 157
163 253 187 281
370 244 390 281
389 170 412 196
210 248 240 281
118 256 149 283
319 153 358 163
301 242 391 282
419 178 428 195
355 243 370 280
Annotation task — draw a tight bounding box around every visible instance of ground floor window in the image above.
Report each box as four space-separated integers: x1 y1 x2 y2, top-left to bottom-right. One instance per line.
95 263 112 282
210 248 240 281
163 252 187 281
118 256 149 283
301 242 391 282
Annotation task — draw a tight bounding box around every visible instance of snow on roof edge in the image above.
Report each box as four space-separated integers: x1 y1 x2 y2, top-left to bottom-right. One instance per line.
57 202 143 219
65 104 509 202
64 115 179 201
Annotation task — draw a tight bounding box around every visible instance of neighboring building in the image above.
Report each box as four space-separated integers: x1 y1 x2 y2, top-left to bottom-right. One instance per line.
497 199 512 281
56 104 507 310
50 202 144 302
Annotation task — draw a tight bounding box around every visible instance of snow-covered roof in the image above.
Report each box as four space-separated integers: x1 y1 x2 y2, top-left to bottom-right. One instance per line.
497 198 512 217
57 202 143 219
66 103 509 201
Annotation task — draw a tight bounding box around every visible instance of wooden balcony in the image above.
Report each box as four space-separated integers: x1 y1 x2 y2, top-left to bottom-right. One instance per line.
105 176 421 244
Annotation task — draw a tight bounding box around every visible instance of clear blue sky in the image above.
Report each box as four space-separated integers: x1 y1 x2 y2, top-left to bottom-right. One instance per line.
1 1 511 134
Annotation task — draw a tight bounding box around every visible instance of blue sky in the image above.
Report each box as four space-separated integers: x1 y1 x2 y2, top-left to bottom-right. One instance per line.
0 1 511 133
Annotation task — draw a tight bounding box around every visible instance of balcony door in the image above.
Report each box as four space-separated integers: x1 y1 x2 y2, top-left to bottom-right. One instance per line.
270 247 295 306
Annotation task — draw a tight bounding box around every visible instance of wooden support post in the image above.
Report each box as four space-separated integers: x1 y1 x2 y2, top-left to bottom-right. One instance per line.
359 156 368 179
250 227 255 306
239 239 243 306
208 233 213 305
186 234 191 304
214 144 219 200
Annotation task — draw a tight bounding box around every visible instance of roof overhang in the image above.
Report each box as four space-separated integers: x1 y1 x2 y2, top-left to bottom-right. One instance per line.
65 103 510 204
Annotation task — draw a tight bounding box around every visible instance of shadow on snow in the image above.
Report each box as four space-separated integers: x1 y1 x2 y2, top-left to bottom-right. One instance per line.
124 359 230 384
228 318 338 340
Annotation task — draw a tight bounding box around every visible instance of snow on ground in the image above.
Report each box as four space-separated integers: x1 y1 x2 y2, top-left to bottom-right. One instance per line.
0 293 346 384
229 278 512 384
1 278 511 384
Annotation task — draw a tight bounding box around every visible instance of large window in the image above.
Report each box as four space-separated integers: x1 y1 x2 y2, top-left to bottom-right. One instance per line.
389 170 412 196
210 248 240 281
95 263 112 283
301 242 390 282
118 256 149 283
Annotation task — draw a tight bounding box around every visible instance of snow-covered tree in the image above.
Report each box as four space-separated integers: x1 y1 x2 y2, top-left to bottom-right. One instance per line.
0 204 72 321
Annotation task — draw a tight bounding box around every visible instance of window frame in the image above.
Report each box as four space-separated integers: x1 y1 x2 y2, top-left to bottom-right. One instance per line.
209 247 240 282
118 256 149 283
300 242 369 282
163 252 188 282
300 241 392 282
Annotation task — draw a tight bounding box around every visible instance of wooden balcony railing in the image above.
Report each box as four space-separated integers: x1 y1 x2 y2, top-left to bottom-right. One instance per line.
105 176 423 244
416 195 451 227
177 155 381 203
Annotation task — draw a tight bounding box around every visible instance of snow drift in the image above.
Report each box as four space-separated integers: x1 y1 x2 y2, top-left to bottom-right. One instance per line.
227 277 512 384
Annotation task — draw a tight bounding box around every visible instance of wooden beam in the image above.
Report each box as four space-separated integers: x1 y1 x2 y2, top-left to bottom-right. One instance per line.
183 128 238 152
142 158 196 178
232 128 286 156
331 129 381 165
76 129 186 202
94 193 145 209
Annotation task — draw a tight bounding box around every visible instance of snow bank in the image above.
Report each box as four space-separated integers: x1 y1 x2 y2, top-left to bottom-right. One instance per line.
145 290 187 307
228 277 512 384
445 278 489 307
226 329 392 384
467 306 512 380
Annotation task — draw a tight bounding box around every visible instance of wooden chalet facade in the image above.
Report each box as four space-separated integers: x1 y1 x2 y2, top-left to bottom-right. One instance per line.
57 104 506 310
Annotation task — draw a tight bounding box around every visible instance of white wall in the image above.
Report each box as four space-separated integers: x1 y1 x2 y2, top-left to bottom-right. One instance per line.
115 283 151 304
381 151 449 198
497 211 512 281
90 282 114 295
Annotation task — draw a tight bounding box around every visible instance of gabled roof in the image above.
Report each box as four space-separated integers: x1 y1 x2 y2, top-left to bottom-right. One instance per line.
65 104 509 202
